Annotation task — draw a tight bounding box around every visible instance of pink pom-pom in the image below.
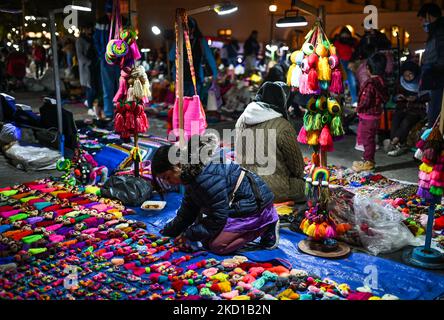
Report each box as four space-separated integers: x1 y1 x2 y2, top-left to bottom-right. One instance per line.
297 126 308 144
329 69 343 94
319 125 333 152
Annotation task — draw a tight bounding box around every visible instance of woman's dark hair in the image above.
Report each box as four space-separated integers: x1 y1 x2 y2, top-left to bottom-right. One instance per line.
367 53 387 76
417 3 442 18
151 145 175 176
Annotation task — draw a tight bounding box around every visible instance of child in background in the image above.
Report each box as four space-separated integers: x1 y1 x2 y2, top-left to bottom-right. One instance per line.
352 53 389 172
383 61 429 156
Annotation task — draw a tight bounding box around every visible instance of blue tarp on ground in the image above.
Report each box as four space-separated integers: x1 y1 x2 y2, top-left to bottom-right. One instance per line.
131 192 444 300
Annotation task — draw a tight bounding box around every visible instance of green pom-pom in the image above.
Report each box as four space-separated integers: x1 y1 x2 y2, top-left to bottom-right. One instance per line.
430 186 444 197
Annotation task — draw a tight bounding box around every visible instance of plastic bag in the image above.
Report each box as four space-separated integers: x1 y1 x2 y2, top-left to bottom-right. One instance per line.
101 175 152 206
4 143 61 171
353 195 422 255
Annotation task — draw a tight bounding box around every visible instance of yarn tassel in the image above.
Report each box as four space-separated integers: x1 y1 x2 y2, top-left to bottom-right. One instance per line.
287 65 296 86
297 127 308 144
325 225 336 239
331 115 344 137
319 125 333 152
304 113 314 131
291 66 303 88
308 69 319 91
329 69 343 94
114 76 128 103
299 73 309 95
133 79 145 101
300 219 310 233
317 57 331 81
306 223 316 238
313 114 322 131
307 131 320 146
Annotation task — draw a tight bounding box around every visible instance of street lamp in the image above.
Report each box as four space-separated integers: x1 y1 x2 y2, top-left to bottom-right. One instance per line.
175 2 238 148
49 1 91 157
269 1 277 43
68 0 92 12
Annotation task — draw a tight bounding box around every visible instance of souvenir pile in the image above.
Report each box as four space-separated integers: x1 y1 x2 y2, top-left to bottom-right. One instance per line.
302 159 444 242
0 178 399 300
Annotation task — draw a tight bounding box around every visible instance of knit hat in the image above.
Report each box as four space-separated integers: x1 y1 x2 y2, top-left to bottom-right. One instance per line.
254 81 290 120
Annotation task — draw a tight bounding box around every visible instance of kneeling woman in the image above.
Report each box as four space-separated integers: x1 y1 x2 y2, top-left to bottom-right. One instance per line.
151 135 279 255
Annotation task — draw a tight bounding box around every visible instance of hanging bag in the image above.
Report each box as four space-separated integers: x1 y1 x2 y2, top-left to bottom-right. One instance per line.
172 12 207 140
105 0 128 65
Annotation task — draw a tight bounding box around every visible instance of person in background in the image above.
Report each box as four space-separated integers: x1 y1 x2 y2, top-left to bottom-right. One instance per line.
152 134 280 255
32 40 46 79
354 44 377 151
235 81 305 203
169 17 218 97
244 30 260 74
0 48 8 91
352 53 389 172
94 0 121 120
76 25 99 118
62 39 75 71
334 27 359 107
417 3 444 128
6 49 27 91
384 61 428 156
225 38 240 67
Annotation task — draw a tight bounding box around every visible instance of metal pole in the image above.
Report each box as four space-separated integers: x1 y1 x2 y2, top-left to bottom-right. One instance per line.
49 10 65 158
177 9 185 149
269 13 274 44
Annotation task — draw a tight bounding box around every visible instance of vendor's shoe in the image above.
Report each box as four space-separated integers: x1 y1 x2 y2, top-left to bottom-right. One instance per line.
260 220 280 250
352 161 375 172
354 144 364 152
388 145 407 157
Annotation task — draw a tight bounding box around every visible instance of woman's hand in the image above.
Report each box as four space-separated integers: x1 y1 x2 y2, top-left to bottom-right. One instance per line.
174 234 203 252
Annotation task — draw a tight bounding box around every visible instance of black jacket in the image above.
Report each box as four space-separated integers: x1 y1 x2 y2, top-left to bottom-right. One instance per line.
162 150 274 241
423 17 444 67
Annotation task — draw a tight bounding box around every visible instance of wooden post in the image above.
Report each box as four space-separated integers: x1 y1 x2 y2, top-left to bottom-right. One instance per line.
176 9 186 149
134 132 139 177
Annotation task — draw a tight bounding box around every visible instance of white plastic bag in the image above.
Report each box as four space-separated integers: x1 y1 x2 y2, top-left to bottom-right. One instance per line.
4 143 61 171
353 195 422 255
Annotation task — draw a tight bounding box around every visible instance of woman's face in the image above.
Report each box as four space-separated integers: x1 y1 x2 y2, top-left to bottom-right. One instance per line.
157 167 182 185
403 70 415 82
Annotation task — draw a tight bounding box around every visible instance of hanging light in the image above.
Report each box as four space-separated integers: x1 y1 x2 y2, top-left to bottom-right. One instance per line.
213 2 238 15
276 10 307 28
69 0 92 12
276 0 308 28
151 26 161 36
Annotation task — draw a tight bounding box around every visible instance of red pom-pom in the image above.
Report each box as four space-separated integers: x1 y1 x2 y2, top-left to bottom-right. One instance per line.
308 69 319 91
307 53 319 68
434 216 444 230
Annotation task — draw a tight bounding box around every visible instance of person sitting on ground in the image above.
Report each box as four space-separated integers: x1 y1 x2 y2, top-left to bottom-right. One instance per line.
384 61 429 156
235 81 305 203
151 134 279 255
352 53 389 172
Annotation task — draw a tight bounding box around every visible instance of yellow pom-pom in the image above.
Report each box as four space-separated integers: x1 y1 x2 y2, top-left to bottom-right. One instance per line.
232 295 250 300
419 163 433 173
307 131 320 146
218 281 232 293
